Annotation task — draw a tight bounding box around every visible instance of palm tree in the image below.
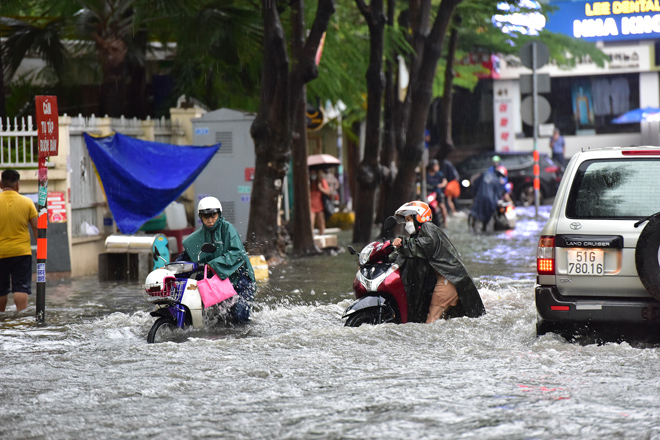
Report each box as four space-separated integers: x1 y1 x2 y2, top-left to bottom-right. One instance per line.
0 14 69 119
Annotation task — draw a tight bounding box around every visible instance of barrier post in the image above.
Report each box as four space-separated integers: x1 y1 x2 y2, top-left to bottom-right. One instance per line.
35 96 58 323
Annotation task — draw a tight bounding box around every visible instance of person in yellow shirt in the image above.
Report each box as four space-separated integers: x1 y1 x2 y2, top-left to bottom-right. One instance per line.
0 170 38 311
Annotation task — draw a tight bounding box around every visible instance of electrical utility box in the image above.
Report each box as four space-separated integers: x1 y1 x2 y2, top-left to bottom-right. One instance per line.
192 108 256 240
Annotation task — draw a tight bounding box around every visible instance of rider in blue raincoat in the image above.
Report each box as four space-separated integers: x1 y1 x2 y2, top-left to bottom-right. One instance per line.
469 166 508 232
177 197 256 322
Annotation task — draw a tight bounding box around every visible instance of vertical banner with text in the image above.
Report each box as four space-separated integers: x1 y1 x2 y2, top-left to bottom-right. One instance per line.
35 95 58 323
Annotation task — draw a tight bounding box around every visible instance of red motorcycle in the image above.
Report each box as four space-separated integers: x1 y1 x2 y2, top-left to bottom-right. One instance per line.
343 217 410 326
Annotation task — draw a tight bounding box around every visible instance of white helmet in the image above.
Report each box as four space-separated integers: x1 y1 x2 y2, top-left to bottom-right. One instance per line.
198 196 222 218
144 268 176 297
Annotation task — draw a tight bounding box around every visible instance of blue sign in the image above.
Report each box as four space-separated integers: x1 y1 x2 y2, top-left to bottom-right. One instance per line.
195 127 209 135
545 0 660 42
37 263 46 283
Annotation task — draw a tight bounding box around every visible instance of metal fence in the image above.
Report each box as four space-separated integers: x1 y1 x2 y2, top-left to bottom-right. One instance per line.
0 116 40 168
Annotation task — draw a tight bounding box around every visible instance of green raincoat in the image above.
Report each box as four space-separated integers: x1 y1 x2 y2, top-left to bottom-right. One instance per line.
397 221 486 322
182 216 255 285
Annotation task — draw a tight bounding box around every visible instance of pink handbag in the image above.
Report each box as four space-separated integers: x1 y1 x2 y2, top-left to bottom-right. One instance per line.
197 265 238 308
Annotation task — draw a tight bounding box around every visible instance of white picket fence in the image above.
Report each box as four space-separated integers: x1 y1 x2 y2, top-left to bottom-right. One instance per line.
0 116 40 168
0 114 178 170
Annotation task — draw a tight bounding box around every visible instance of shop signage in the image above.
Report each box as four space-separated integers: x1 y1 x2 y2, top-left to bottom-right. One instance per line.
546 0 660 42
497 43 650 79
493 83 515 152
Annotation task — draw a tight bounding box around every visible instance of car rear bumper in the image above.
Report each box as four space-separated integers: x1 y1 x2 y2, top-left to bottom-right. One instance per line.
535 285 660 325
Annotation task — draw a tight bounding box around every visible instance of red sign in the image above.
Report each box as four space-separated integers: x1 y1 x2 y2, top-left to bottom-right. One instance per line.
47 191 67 223
35 96 59 158
459 53 501 79
245 168 255 182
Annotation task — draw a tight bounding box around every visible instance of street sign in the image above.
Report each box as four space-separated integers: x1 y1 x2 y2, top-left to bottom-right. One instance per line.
519 41 549 70
34 95 58 323
35 96 59 157
520 74 551 94
521 95 551 126
306 106 325 131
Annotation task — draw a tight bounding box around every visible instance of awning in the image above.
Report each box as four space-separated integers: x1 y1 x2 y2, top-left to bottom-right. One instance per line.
84 132 219 234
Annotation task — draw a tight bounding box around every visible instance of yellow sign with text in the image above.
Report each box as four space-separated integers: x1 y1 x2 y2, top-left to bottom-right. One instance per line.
586 0 660 16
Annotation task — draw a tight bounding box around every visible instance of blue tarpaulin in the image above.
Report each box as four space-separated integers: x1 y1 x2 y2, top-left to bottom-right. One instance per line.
84 132 219 234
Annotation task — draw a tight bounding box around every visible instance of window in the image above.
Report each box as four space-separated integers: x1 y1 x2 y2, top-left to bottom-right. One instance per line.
566 159 660 218
523 73 640 137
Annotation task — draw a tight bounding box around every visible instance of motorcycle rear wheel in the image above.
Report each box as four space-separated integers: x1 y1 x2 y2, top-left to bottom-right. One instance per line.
147 317 178 343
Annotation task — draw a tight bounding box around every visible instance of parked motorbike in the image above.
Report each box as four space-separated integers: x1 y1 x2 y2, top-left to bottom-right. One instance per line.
143 243 235 343
343 217 411 326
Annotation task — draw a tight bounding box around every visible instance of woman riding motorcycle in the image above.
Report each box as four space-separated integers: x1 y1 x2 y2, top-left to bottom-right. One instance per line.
176 197 256 322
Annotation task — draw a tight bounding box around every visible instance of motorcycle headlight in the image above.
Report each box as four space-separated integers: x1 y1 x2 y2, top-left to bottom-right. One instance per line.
359 244 374 265
164 262 195 275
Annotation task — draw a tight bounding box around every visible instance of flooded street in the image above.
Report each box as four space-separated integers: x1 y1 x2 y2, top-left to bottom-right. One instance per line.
2 206 660 439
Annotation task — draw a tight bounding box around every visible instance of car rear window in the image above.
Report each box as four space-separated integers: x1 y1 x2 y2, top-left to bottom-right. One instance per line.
566 159 660 219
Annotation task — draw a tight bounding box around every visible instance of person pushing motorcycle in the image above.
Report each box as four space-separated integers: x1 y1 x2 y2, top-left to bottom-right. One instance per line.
177 197 256 322
391 201 485 323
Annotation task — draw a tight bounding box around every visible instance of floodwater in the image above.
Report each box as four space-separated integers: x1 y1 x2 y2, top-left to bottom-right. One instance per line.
2 206 660 439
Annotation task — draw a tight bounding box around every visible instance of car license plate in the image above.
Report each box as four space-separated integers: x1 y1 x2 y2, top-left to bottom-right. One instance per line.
567 249 604 276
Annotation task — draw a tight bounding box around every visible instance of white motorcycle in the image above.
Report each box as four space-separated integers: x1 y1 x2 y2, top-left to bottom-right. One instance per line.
144 243 236 343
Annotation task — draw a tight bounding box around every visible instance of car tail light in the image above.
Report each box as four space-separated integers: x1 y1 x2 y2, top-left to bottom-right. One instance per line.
551 306 570 311
622 150 660 156
537 235 555 275
545 165 559 174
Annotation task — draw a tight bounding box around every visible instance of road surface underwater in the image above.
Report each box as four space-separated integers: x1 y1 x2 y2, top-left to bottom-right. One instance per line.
1 206 659 439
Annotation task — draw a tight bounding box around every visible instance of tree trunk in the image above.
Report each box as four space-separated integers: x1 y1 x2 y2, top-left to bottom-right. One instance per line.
128 31 148 119
376 0 397 226
247 2 291 260
385 0 462 217
0 40 6 120
352 0 386 244
247 0 335 259
290 0 335 253
290 0 316 254
439 16 460 161
94 34 128 117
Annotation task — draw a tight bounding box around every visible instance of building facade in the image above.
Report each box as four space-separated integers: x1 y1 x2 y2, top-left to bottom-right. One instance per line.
493 0 660 158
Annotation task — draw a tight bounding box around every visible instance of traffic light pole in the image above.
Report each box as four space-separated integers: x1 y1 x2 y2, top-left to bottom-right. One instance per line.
532 42 540 217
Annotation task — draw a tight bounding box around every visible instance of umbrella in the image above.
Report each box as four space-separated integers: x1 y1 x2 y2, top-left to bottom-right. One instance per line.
307 153 340 167
611 107 660 124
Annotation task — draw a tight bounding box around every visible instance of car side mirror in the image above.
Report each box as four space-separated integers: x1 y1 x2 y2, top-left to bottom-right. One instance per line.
347 245 357 255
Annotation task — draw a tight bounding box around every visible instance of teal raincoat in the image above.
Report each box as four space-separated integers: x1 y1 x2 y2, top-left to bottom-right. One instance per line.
182 216 255 286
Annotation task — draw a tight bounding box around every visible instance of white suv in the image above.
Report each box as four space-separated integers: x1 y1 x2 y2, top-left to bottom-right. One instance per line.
535 146 660 337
